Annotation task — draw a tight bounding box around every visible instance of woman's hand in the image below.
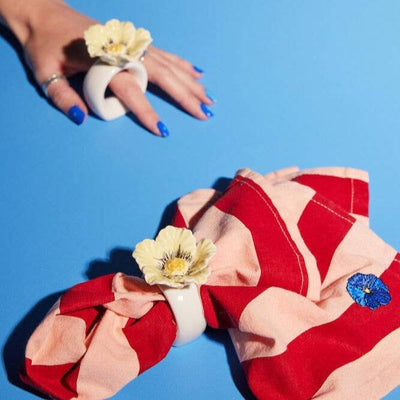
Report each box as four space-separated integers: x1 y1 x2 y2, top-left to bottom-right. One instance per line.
0 0 215 135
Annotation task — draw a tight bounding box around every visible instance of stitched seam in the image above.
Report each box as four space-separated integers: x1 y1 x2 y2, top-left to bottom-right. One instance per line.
237 178 305 294
350 178 354 214
311 199 354 224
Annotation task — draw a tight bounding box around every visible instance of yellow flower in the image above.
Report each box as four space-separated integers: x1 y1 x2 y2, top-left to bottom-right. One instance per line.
132 226 216 288
84 19 152 66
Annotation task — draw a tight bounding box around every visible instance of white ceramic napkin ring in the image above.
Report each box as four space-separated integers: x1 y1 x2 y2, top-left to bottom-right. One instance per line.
83 59 148 121
159 283 207 346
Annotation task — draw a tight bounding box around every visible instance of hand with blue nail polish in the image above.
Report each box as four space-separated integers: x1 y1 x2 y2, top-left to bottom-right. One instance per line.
200 103 214 118
108 46 216 134
0 0 216 134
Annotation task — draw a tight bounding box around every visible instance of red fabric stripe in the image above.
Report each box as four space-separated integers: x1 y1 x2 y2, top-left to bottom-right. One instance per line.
123 302 176 374
242 255 400 400
22 358 77 400
59 274 115 314
352 178 369 217
298 193 355 283
61 362 80 399
293 174 369 217
217 176 308 295
201 286 266 329
171 208 187 228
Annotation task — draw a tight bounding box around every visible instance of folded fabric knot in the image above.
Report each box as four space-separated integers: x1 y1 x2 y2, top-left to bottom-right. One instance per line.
21 167 400 400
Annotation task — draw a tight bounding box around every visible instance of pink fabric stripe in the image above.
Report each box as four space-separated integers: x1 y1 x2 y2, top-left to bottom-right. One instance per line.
176 188 221 229
74 311 140 400
104 273 165 319
232 287 347 361
263 166 301 182
25 300 87 366
322 221 397 292
193 206 261 287
285 166 369 182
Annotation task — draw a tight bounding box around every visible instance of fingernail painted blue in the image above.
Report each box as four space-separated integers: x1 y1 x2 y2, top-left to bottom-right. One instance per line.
68 105 85 125
206 91 217 103
200 103 214 118
193 65 204 73
157 121 169 137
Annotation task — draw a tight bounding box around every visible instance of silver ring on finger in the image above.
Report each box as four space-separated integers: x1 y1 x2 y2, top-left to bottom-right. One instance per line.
41 74 67 97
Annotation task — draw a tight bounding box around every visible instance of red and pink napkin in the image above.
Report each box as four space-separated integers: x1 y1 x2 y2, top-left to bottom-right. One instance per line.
22 167 400 399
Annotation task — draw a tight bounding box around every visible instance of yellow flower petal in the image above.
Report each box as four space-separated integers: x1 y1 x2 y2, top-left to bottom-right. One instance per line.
84 19 151 65
142 266 185 288
141 265 164 283
132 239 164 271
185 267 211 285
104 19 124 43
191 239 217 271
84 24 104 43
120 21 137 46
134 226 216 288
127 28 152 55
84 25 108 57
155 226 197 258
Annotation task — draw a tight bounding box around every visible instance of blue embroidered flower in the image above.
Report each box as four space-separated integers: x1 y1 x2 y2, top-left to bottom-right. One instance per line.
346 273 391 310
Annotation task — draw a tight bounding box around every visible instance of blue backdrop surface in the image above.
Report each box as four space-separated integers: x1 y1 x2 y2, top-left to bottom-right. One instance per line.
1 1 400 399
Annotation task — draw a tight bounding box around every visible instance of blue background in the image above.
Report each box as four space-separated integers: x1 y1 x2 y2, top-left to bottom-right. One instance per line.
1 0 400 399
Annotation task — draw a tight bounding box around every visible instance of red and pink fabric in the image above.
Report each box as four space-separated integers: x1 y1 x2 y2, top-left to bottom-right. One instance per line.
22 167 400 400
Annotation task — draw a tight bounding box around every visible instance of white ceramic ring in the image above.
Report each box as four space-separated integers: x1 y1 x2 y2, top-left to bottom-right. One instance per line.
83 59 148 121
159 283 207 346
